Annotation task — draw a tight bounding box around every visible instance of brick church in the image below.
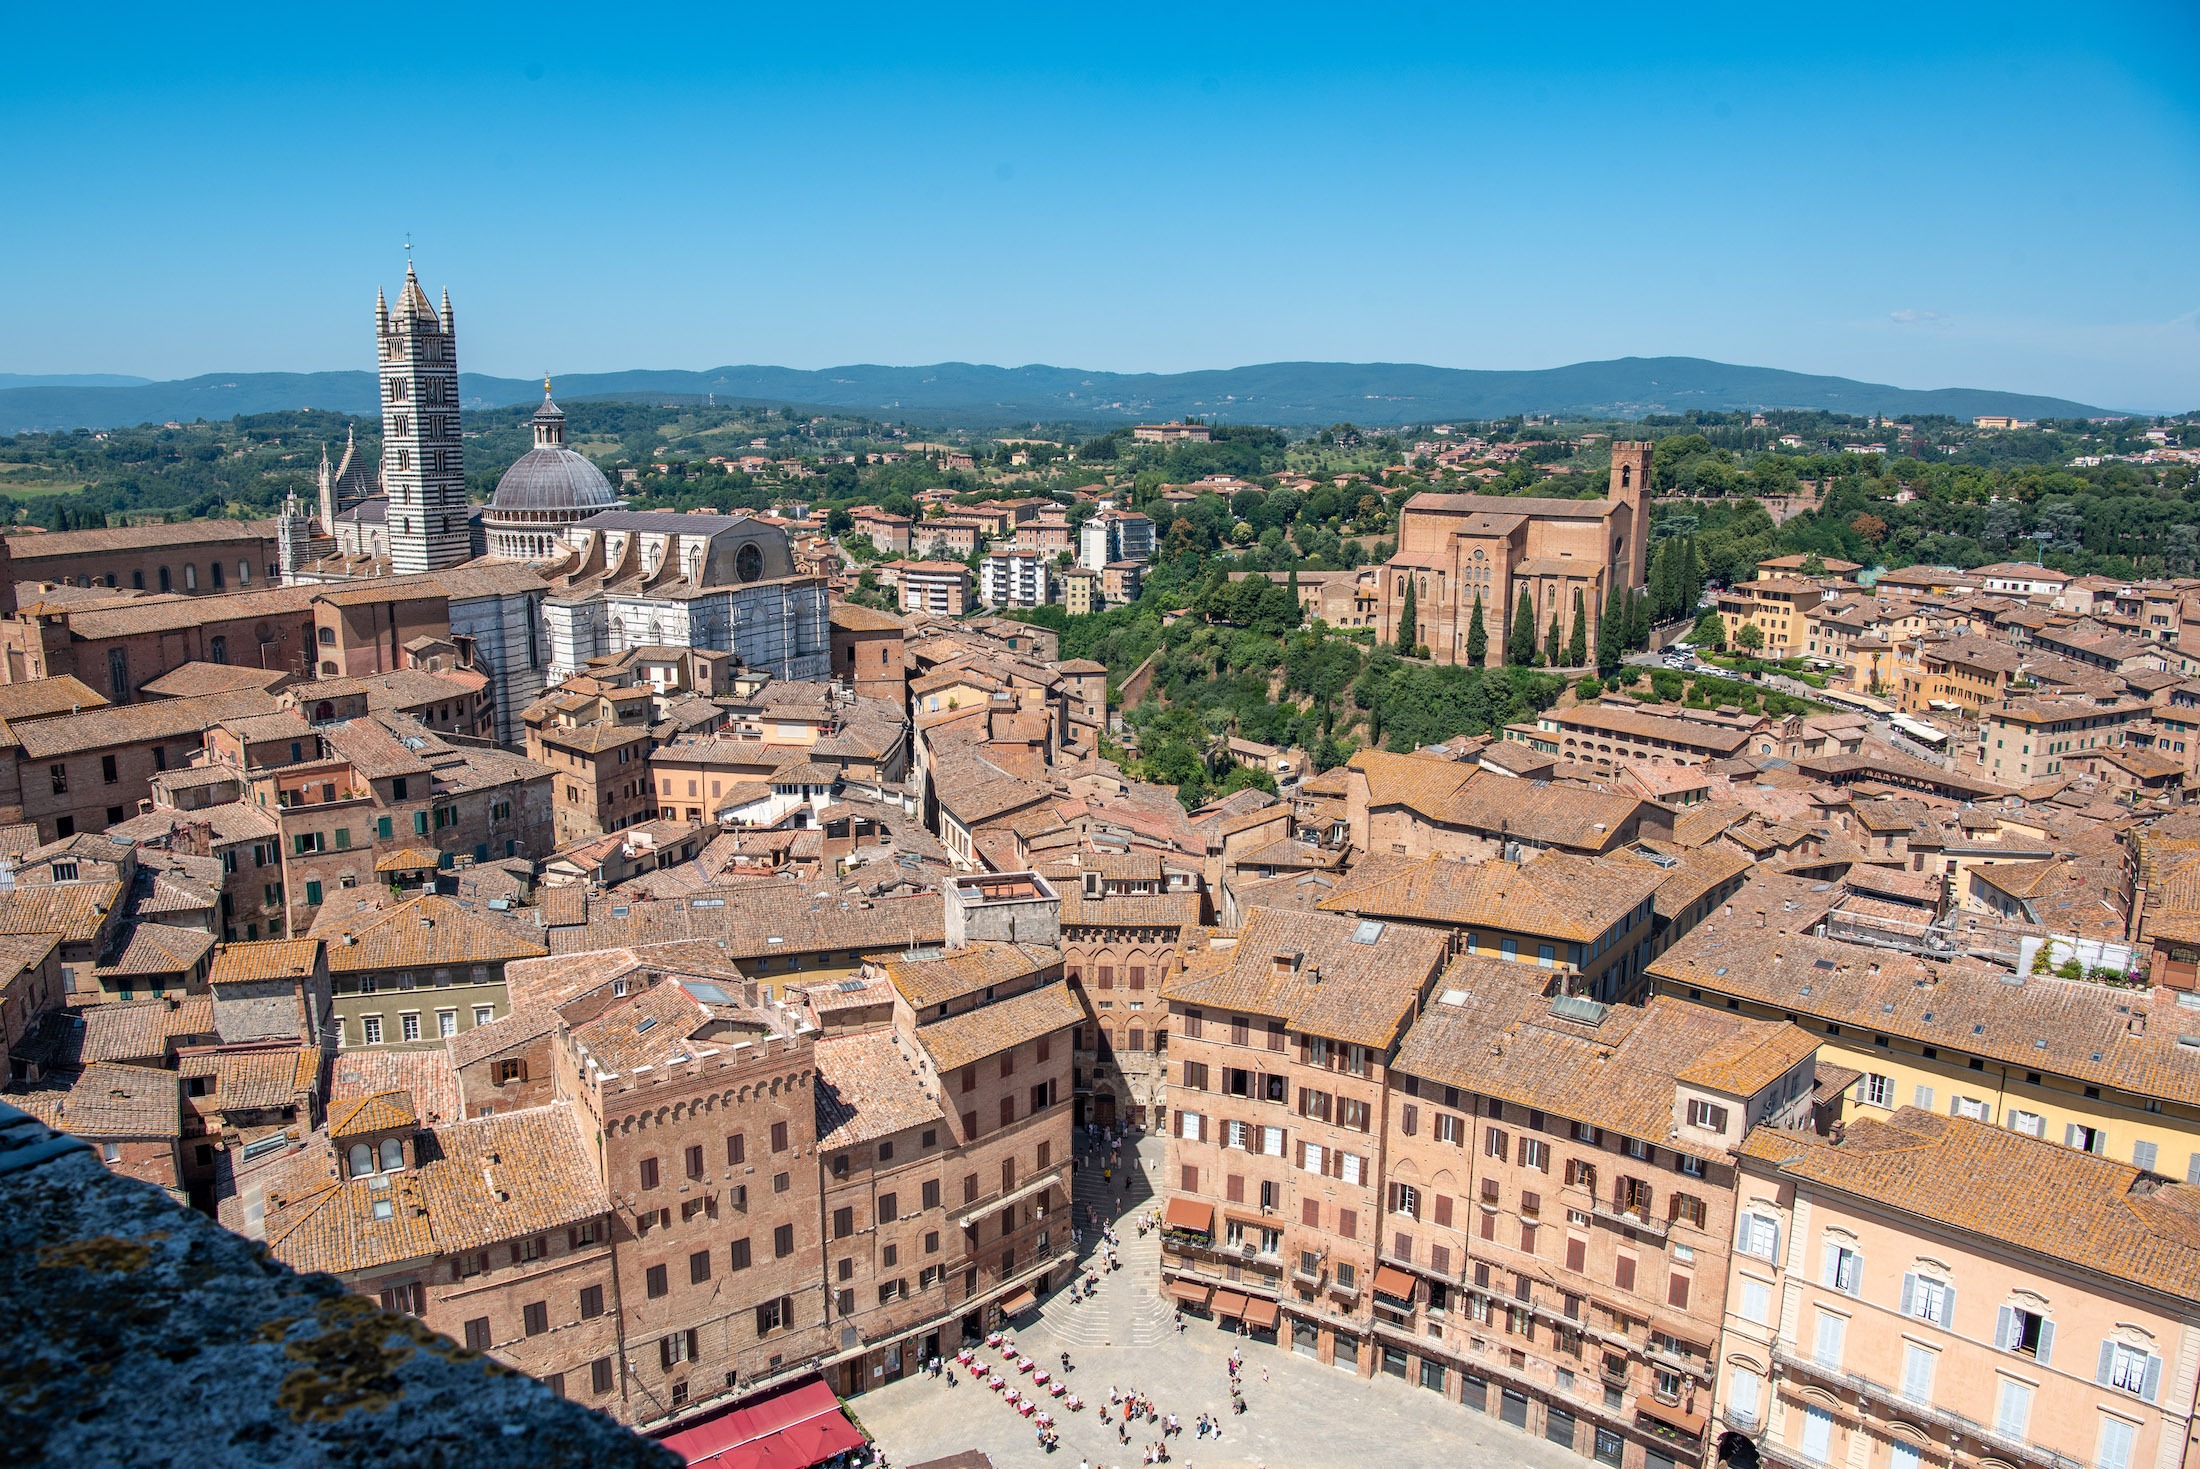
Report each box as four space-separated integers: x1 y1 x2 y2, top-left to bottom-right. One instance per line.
1379 441 1652 668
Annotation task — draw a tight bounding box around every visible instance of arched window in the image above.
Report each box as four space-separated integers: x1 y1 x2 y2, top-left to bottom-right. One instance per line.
315 701 335 721
238 559 251 585
208 636 227 665
348 1143 373 1178
1621 464 1634 489
183 564 197 590
320 660 338 676
209 561 224 589
157 567 171 593
379 1137 405 1172
317 627 335 645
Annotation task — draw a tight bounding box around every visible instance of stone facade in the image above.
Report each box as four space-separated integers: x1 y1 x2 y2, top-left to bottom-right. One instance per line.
378 264 471 574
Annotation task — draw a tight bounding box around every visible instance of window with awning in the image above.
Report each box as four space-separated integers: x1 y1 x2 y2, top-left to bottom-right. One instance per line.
1212 1290 1250 1319
1166 1279 1213 1308
1372 1265 1418 1304
1162 1197 1214 1235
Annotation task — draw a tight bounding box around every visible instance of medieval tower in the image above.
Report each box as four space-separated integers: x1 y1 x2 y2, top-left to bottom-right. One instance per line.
1609 440 1654 592
377 262 470 573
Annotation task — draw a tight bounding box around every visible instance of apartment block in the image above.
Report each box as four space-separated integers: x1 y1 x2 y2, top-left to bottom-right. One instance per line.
1976 694 2152 783
1720 1109 2200 1469
1157 908 1451 1362
979 549 1050 609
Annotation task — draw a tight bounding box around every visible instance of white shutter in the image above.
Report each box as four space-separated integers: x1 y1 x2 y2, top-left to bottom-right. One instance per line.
2096 1339 2116 1386
1995 1378 2031 1438
1995 1305 2014 1351
1799 1405 1832 1463
2097 1416 2136 1469
1813 1310 1845 1368
1821 1241 1840 1288
1900 1272 1918 1316
1913 1084 1935 1109
1901 1343 1935 1404
2036 1319 2055 1367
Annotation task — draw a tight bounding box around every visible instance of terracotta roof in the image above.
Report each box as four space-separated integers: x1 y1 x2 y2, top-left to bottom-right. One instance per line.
373 847 443 873
880 942 1059 1012
259 1103 606 1277
814 1030 943 1146
549 883 944 963
328 1090 417 1138
0 675 108 727
62 995 214 1065
207 939 318 990
1316 853 1663 943
182 1046 317 1114
1651 902 2200 1105
94 922 214 979
327 1048 459 1127
447 1005 560 1067
1395 964 1812 1159
567 982 713 1076
0 881 120 944
323 894 546 972
916 980 1082 1074
1740 1108 2200 1302
8 1060 180 1138
13 690 279 760
1547 704 1757 755
139 662 293 699
1160 906 1450 1048
829 603 906 632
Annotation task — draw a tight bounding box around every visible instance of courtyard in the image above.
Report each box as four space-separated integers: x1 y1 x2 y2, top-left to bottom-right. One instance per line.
849 1135 1595 1469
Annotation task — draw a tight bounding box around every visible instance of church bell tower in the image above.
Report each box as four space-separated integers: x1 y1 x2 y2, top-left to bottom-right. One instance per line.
378 262 469 573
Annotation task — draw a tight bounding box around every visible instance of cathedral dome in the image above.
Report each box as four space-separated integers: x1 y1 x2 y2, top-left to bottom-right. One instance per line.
490 445 616 512
487 383 616 513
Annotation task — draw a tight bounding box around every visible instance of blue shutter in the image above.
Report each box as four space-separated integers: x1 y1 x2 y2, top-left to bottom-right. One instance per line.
1900 1272 1917 1316
1940 1285 1956 1328
1995 1306 2014 1351
2097 1339 2116 1386
2036 1319 2055 1368
2141 1354 2161 1404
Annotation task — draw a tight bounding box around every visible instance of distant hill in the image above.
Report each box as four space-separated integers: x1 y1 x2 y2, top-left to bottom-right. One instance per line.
0 356 2113 434
0 373 153 390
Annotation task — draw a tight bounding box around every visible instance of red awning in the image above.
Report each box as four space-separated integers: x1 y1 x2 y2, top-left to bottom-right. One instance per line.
1372 1265 1418 1302
1211 1290 1250 1320
1636 1399 1709 1438
1241 1296 1281 1330
1163 1197 1214 1234
658 1379 867 1469
1166 1279 1213 1307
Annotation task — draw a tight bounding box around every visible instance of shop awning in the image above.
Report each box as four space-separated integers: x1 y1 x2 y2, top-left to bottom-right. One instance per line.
1165 1279 1212 1308
658 1379 867 1469
1372 1265 1418 1303
997 1287 1037 1317
1211 1290 1250 1320
1636 1399 1708 1439
1162 1197 1214 1234
1241 1297 1280 1330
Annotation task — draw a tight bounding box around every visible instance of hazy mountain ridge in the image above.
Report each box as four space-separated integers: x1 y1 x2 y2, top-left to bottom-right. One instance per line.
0 356 2112 434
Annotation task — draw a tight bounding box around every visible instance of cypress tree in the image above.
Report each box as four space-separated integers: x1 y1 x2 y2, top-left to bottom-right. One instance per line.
1509 594 1538 666
1567 589 1588 668
1465 593 1487 664
1681 537 1704 614
1395 577 1417 654
1597 592 1621 670
1626 588 1649 650
1546 610 1563 667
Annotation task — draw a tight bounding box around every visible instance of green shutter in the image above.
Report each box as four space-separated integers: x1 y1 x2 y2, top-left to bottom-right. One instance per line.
304 880 322 905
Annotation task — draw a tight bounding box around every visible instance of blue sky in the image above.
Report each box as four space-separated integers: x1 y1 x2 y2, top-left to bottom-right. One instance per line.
4 2 2197 410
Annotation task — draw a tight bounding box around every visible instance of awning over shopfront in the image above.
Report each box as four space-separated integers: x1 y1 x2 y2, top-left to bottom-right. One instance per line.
658 1379 868 1469
1635 1398 1709 1439
1372 1265 1418 1303
1162 1197 1214 1235
1165 1279 1213 1308
1241 1297 1281 1330
997 1287 1037 1317
1211 1290 1250 1320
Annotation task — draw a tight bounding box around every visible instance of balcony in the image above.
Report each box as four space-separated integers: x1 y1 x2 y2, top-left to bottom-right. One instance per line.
1591 1200 1668 1239
1771 1349 2086 1469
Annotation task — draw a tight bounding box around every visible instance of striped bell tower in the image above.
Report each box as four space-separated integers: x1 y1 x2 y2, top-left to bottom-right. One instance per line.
378 261 469 573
